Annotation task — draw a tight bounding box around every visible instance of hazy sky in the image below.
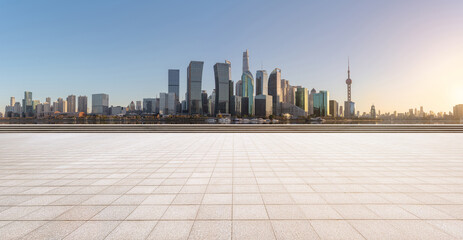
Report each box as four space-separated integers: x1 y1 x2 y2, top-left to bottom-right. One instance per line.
1 0 462 114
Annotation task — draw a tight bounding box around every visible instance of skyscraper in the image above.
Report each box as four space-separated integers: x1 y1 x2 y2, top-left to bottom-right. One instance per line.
242 49 250 73
187 61 204 114
344 59 356 118
255 70 268 96
314 90 330 117
214 61 231 115
281 79 289 103
67 95 76 113
57 98 65 112
370 105 377 118
22 91 33 116
295 87 309 112
92 93 109 115
168 69 180 102
309 88 316 115
241 71 254 116
136 101 142 111
10 97 15 107
236 80 243 96
268 68 282 115
329 100 339 117
78 96 88 114
201 91 208 115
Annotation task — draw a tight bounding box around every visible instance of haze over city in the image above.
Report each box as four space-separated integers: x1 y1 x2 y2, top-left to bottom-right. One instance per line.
1 0 462 113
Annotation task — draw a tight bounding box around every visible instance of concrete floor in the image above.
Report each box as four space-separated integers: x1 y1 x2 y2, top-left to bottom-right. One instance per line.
0 133 462 239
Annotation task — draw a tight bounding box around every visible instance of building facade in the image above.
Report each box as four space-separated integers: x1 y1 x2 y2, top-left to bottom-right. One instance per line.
187 61 204 114
214 61 231 115
78 96 88 114
255 70 268 96
92 93 109 115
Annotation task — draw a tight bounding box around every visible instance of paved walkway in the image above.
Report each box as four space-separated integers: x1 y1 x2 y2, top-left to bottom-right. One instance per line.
0 133 462 239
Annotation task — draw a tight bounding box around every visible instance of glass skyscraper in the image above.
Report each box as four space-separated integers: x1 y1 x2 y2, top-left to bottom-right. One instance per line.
92 93 109 115
168 69 180 101
313 90 329 117
255 70 268 96
268 68 282 115
214 61 231 115
295 87 308 112
187 61 204 115
241 71 254 116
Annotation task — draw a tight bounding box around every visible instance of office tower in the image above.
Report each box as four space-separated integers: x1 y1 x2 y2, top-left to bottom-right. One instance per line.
159 93 176 115
309 88 316 115
229 80 234 110
208 90 215 115
230 96 242 116
46 97 51 104
313 90 329 116
57 98 65 112
256 70 268 96
32 100 40 114
110 106 126 115
344 60 356 118
236 80 243 96
187 61 204 114
143 98 158 113
453 104 463 118
268 68 282 115
66 95 76 113
289 86 297 105
43 102 51 113
10 97 15 107
168 69 180 102
78 96 88 114
22 91 33 116
281 79 289 103
329 100 339 117
136 101 142 111
371 105 376 118
241 71 254 116
129 101 136 111
214 61 231 115
255 95 273 117
242 49 250 73
201 91 208 115
92 93 109 115
295 87 309 112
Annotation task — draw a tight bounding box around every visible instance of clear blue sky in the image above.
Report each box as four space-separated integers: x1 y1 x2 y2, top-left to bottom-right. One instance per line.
1 0 462 114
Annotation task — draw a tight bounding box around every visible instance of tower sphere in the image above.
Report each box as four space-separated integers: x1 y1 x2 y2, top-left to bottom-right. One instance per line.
346 78 352 85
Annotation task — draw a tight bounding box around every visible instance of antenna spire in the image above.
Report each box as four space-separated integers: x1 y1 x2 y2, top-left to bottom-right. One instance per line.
348 57 350 79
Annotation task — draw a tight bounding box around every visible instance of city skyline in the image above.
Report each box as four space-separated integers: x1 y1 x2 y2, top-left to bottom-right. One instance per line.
1 1 463 114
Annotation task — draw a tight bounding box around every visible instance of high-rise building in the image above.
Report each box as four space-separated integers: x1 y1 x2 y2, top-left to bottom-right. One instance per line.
329 100 339 117
159 93 177 115
344 60 356 118
242 49 250 73
309 88 316 115
136 101 142 111
46 97 51 104
201 91 208 115
281 79 289 103
143 98 158 113
66 95 76 113
214 61 231 115
255 95 273 117
78 96 88 114
313 90 329 117
453 104 463 118
295 87 309 112
129 101 136 111
92 93 109 115
22 91 33 116
57 98 65 112
10 97 15 107
268 68 282 115
235 80 243 96
370 105 377 118
168 69 180 102
288 86 297 105
187 61 204 114
230 96 242 116
255 70 268 96
241 71 254 116
229 80 234 111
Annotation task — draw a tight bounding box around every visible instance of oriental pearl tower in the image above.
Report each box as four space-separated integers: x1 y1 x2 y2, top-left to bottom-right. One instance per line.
346 59 352 102
344 58 355 118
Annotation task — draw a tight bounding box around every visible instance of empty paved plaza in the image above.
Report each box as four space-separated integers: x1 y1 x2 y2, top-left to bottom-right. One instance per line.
0 133 462 239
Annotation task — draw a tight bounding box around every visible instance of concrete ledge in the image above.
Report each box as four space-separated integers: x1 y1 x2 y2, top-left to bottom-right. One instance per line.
1 124 463 133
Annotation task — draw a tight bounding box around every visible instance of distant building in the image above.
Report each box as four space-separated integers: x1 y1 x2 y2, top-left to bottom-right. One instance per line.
281 79 289 103
256 70 268 96
309 88 316 115
110 106 126 116
288 86 297 105
241 71 254 116
10 97 15 107
92 93 109 115
57 98 65 113
242 49 250 73
67 95 76 113
201 91 208 115
329 100 339 117
295 87 309 113
159 93 177 115
187 61 204 114
230 96 242 116
235 80 243 97
453 104 463 118
22 91 33 116
255 95 273 117
313 90 329 117
143 98 159 113
168 69 180 102
78 96 88 114
136 101 142 111
344 60 356 118
280 102 307 118
370 105 376 118
214 61 231 115
268 68 282 115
